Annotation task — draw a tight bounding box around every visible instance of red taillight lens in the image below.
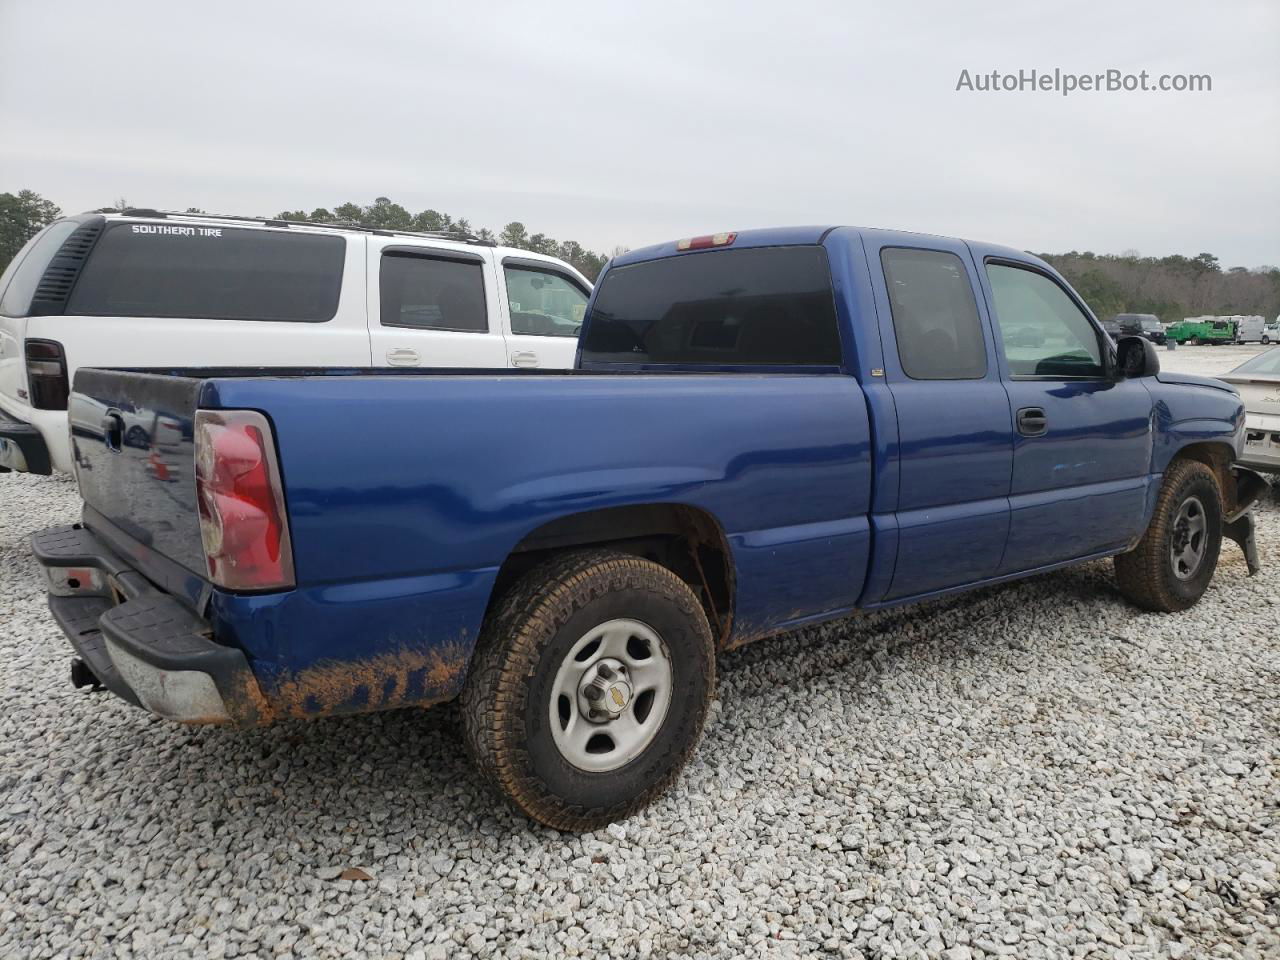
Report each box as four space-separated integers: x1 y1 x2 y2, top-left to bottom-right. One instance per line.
194 409 295 591
676 232 737 251
25 339 69 410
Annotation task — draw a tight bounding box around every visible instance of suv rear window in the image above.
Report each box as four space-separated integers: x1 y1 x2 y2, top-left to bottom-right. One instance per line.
66 223 345 322
580 246 841 366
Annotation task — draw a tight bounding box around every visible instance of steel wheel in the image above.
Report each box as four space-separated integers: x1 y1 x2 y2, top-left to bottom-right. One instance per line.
548 618 673 773
1170 495 1207 580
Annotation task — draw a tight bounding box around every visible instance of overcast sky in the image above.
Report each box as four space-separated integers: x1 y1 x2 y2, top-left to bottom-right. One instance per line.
1 0 1276 265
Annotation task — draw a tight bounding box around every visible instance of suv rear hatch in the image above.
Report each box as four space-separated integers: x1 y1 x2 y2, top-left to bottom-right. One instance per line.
70 368 209 605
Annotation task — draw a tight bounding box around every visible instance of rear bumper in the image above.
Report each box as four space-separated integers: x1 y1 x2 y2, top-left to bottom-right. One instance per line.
0 407 52 474
32 524 270 725
1240 417 1280 472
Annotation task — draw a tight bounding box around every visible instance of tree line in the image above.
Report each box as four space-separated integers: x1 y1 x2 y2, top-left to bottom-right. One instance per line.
273 196 612 280
3 188 1277 320
1038 250 1280 323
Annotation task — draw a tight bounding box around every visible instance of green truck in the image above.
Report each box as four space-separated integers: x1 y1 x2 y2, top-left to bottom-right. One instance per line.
1166 317 1237 345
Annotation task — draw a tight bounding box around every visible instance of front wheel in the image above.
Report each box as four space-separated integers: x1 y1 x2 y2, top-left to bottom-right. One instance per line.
1190 336 1202 346
461 550 715 830
1115 459 1222 612
1263 335 1271 345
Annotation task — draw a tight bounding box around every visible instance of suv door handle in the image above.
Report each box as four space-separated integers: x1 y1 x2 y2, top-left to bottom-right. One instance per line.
386 347 420 366
511 351 539 368
1016 406 1048 437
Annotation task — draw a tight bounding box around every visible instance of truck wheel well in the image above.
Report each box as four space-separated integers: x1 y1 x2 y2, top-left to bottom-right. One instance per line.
489 505 735 647
1170 442 1238 511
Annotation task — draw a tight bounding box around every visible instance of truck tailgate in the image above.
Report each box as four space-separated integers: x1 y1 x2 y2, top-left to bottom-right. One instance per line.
70 368 207 581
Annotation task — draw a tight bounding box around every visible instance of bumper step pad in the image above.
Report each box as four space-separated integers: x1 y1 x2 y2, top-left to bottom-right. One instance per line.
33 524 271 726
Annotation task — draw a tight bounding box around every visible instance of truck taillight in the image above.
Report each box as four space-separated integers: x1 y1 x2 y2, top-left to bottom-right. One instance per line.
194 410 295 591
25 339 69 410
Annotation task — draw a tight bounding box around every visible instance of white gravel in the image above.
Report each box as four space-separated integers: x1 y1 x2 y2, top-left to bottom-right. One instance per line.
3 398 1279 959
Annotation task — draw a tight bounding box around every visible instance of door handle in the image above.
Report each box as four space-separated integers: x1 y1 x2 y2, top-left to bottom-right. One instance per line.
511 351 539 368
1016 406 1048 437
386 347 420 366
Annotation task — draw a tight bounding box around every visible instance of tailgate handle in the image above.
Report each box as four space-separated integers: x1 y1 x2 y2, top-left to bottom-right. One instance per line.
101 412 125 452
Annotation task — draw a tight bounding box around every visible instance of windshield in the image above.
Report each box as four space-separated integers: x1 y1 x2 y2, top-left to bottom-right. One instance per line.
1140 319 1162 330
1232 348 1280 376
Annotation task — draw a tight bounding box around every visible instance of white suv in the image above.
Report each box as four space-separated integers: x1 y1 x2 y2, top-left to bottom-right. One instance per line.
0 211 592 474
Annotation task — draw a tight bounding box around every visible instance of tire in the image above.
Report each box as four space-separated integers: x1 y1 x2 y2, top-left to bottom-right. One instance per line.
1190 336 1202 346
1263 335 1271 345
461 550 715 830
1115 459 1223 612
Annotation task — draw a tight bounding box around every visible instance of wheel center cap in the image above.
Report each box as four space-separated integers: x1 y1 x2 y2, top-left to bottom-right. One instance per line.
606 682 631 712
581 658 632 719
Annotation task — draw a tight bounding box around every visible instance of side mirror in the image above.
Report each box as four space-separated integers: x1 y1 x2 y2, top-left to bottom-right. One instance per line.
1117 335 1160 378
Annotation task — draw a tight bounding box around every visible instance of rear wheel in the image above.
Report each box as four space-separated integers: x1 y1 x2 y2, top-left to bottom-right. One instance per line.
1263 335 1271 345
1115 459 1222 612
461 550 715 830
1190 336 1202 346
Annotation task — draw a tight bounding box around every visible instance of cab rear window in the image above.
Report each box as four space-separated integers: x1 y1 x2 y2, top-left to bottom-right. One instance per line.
580 246 841 366
67 224 345 322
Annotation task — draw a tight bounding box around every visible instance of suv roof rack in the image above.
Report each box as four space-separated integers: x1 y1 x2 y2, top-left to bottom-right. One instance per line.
109 208 497 246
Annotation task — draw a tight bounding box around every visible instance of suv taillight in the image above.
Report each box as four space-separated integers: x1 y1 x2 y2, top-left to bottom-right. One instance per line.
194 409 295 591
25 339 69 410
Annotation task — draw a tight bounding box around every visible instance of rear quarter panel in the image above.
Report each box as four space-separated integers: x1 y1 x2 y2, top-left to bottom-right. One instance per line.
0 313 26 414
202 373 873 714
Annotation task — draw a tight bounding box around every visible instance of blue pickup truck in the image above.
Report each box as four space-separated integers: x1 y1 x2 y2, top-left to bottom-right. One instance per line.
34 225 1266 829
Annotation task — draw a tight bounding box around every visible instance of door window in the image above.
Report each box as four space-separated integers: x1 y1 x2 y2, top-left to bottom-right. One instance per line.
379 253 488 332
986 264 1105 378
880 248 987 380
504 266 588 338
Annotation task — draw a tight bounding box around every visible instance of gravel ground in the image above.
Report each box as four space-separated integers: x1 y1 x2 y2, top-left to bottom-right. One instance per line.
3 375 1279 959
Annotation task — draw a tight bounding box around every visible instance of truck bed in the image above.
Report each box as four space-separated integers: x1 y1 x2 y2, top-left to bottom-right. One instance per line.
69 366 876 712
